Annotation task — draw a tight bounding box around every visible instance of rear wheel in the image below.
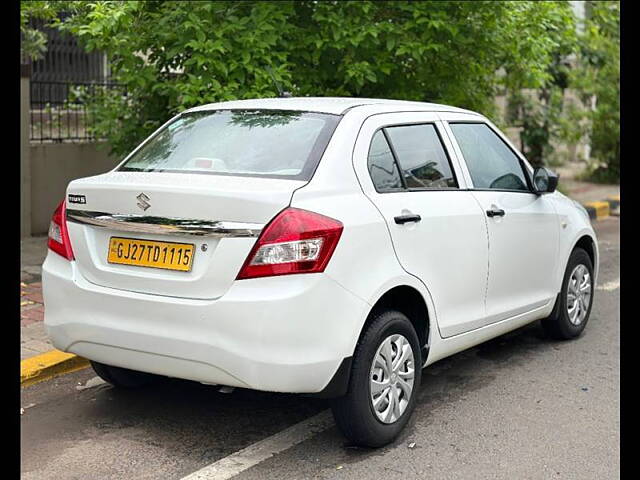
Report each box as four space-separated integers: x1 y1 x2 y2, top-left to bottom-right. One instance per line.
330 309 422 447
90 361 162 389
541 247 594 340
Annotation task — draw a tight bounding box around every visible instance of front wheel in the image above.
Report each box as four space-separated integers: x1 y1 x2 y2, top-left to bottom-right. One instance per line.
541 247 594 340
330 309 422 448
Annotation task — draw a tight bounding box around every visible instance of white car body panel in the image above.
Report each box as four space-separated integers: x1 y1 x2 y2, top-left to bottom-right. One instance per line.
186 96 476 116
425 300 556 365
43 97 598 394
66 172 304 299
550 193 599 288
43 251 369 393
466 190 560 323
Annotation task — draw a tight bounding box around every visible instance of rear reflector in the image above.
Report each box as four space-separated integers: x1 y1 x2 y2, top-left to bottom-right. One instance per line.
48 199 74 260
236 207 343 280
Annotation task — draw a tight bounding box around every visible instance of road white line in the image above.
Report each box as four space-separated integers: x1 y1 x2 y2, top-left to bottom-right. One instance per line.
181 409 334 480
597 279 620 291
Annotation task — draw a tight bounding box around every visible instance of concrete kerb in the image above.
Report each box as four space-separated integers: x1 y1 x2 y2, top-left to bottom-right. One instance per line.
21 349 90 387
584 195 620 221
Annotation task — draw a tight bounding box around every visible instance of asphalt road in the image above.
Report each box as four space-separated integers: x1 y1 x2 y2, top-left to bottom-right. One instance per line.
21 217 620 480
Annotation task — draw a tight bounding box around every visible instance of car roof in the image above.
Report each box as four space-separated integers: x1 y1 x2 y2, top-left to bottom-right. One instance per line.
186 97 478 116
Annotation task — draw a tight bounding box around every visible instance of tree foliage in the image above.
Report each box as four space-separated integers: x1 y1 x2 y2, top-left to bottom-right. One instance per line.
20 1 63 61
56 1 587 157
572 1 620 182
505 3 577 168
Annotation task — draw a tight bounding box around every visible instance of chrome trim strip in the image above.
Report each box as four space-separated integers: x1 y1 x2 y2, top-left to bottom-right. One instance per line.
66 210 264 238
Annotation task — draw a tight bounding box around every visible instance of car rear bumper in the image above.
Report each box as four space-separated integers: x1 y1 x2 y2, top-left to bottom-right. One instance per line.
42 252 369 393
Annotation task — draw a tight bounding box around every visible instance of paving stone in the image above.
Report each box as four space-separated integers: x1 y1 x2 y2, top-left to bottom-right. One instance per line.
20 322 52 360
21 307 45 323
21 339 52 355
23 292 44 304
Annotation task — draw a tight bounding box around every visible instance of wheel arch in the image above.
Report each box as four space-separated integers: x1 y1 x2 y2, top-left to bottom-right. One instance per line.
555 227 599 295
574 234 597 270
361 282 435 366
568 232 599 287
309 280 436 399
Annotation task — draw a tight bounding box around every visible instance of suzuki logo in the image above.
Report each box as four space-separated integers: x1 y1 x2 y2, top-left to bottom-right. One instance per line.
136 193 151 211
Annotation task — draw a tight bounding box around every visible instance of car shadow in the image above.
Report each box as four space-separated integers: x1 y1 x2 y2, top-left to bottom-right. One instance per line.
23 370 329 473
337 321 565 460
23 320 568 474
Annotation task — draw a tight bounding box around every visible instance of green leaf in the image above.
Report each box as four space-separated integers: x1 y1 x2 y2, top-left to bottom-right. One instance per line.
55 0 605 169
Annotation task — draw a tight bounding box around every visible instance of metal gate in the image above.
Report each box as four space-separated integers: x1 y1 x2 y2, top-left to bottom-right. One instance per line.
29 16 109 105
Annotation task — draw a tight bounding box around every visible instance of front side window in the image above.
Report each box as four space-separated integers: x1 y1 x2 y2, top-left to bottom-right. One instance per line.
367 131 403 191
384 124 457 189
449 123 530 191
119 110 341 180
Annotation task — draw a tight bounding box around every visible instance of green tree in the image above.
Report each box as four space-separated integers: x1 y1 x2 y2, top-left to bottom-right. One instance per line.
58 1 579 157
20 1 61 61
571 1 620 182
21 1 83 61
505 2 577 167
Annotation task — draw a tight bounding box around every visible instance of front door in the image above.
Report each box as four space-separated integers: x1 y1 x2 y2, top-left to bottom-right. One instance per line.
445 121 560 324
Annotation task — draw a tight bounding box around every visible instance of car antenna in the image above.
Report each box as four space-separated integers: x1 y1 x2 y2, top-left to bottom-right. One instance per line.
265 65 292 98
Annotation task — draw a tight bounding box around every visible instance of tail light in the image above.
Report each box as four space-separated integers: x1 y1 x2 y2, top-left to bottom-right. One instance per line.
236 207 343 280
48 199 74 260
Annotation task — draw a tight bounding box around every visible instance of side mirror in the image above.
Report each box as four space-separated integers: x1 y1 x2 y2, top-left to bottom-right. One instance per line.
532 167 559 194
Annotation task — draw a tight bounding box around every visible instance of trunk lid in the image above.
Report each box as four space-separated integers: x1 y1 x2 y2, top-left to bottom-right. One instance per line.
65 171 304 299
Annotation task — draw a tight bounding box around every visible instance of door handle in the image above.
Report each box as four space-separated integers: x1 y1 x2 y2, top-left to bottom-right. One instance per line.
486 208 506 218
394 214 422 224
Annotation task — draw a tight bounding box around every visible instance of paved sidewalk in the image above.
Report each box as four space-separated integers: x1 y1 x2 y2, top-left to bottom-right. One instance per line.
21 281 50 360
21 235 48 283
556 162 620 213
21 236 50 361
560 178 620 207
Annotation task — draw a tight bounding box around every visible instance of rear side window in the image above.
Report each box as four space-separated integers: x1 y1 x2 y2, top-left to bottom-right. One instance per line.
384 124 457 189
367 131 403 191
449 123 529 191
119 110 341 180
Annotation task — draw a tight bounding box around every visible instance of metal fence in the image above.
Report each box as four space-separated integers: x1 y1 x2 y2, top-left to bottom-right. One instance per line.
27 13 118 143
30 17 109 85
30 81 126 143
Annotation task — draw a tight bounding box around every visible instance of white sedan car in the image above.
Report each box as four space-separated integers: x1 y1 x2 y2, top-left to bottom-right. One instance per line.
43 97 597 447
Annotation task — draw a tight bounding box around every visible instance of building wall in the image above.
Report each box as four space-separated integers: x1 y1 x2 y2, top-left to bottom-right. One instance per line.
29 143 119 235
21 75 32 238
493 90 591 165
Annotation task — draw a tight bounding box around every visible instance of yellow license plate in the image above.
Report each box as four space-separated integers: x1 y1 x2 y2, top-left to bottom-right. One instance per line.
107 237 195 272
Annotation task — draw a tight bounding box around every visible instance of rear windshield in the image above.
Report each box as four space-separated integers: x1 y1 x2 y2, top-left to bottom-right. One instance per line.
119 109 341 180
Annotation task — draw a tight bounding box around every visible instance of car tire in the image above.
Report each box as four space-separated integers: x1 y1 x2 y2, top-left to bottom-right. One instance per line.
90 361 161 389
330 309 422 448
541 247 594 340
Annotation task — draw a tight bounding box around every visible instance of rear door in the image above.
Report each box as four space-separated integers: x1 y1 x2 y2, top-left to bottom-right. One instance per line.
442 116 560 324
64 109 340 300
353 112 489 338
